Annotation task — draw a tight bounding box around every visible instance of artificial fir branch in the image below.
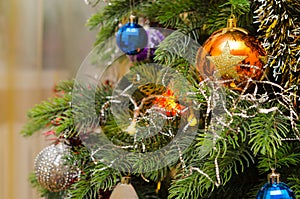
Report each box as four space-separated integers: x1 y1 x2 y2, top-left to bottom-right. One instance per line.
248 107 290 158
257 142 300 174
88 0 147 46
288 176 300 197
22 0 300 198
20 90 73 137
88 0 253 47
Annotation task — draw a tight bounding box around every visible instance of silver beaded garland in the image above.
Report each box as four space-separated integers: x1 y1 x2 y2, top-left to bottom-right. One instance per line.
34 142 78 192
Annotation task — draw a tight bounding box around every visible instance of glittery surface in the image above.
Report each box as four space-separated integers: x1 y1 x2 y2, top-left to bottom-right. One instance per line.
207 42 247 80
34 143 78 192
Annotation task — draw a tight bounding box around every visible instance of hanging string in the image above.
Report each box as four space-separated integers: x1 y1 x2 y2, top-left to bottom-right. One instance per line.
267 151 278 173
129 0 136 23
274 155 277 171
129 0 133 14
130 0 135 15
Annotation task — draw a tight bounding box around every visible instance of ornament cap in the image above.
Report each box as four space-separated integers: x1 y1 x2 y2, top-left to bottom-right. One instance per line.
130 14 136 23
121 176 131 184
224 14 248 34
227 14 237 28
268 168 280 184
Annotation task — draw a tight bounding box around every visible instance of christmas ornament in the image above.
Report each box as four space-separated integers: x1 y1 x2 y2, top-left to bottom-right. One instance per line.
206 42 247 81
132 82 167 114
152 88 185 117
196 15 267 89
116 15 148 55
110 177 139 199
34 142 78 192
128 27 165 62
256 169 296 199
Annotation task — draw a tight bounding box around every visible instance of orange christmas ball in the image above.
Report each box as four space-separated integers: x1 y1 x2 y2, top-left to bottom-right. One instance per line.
196 16 267 89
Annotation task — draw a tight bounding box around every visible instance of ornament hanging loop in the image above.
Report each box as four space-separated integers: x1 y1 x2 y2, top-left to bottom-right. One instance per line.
130 14 136 23
227 14 237 28
225 14 248 34
268 168 280 184
121 176 131 184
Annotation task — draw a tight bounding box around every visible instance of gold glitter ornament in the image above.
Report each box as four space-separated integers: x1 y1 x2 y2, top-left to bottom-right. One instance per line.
206 42 247 81
196 15 267 89
34 142 79 192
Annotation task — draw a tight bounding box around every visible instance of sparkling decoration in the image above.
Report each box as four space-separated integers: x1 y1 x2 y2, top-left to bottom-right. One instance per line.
256 169 296 199
128 27 165 62
254 0 300 87
196 15 267 89
34 142 78 192
206 42 247 81
152 88 185 117
116 15 148 55
110 177 139 199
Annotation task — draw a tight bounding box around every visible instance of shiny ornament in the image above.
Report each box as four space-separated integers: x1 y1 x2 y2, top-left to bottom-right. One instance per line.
110 177 139 199
152 88 185 117
128 27 165 62
206 42 248 81
116 15 148 55
196 15 267 89
256 169 296 199
34 142 78 192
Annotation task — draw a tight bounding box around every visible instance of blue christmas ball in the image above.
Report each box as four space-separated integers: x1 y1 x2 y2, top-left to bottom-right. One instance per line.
128 27 165 62
116 22 148 55
256 182 296 199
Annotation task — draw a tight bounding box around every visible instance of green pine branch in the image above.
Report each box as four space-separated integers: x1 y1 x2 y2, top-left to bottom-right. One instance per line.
248 107 291 158
20 89 73 137
22 1 300 198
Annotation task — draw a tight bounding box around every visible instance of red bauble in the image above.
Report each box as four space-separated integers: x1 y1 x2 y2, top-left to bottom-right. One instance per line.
196 16 267 89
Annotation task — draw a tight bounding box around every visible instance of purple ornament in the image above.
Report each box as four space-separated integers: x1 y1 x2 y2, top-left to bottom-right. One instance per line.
128 27 165 62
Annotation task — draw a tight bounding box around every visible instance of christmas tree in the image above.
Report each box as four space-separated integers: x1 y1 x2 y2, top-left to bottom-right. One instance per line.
21 0 300 198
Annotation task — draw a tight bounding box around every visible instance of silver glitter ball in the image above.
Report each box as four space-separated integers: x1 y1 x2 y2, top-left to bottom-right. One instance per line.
34 142 78 192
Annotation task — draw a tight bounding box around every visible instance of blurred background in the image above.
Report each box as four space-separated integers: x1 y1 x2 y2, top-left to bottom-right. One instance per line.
0 0 99 198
